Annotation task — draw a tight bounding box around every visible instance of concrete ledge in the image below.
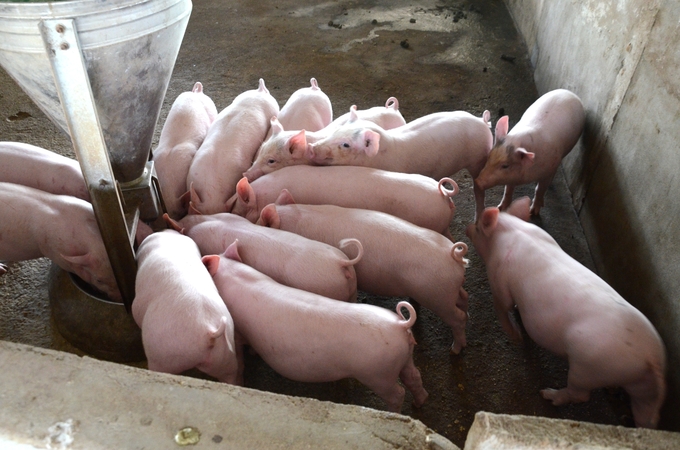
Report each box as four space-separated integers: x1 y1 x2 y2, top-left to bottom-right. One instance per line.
464 411 680 449
0 341 458 450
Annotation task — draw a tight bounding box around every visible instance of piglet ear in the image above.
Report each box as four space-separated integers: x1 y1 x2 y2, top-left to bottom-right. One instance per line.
258 78 269 94
304 143 313 160
482 110 491 127
188 183 205 215
289 130 308 159
495 115 509 143
179 190 191 210
348 105 359 123
224 239 242 262
202 254 221 276
257 204 281 228
515 147 535 165
362 130 380 157
270 116 284 135
506 197 531 221
188 202 203 215
236 177 256 205
480 208 500 236
275 188 295 205
163 213 185 234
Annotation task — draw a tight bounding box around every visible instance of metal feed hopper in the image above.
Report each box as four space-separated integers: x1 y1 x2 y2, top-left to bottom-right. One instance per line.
0 0 192 361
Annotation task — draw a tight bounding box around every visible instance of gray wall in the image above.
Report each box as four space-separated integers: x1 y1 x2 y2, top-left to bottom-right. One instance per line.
503 0 680 429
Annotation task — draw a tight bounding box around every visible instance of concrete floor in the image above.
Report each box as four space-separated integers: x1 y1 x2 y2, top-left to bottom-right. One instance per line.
0 0 640 448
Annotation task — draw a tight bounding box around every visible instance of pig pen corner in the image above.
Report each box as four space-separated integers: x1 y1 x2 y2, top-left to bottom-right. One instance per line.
2 0 680 449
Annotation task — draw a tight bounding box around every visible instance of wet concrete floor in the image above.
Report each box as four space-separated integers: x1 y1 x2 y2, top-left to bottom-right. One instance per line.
0 0 633 447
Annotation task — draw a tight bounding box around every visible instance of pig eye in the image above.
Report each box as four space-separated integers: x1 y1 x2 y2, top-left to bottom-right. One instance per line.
501 164 510 169
342 143 350 149
267 158 276 165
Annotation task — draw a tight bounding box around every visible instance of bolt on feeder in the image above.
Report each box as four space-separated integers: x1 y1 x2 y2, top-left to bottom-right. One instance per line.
0 0 192 361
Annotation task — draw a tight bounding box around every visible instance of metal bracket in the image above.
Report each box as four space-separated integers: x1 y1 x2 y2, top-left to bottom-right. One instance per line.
39 19 137 312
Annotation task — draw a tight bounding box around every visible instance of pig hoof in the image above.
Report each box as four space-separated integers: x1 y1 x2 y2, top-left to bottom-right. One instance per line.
449 342 465 355
540 388 571 406
412 391 429 408
540 388 557 401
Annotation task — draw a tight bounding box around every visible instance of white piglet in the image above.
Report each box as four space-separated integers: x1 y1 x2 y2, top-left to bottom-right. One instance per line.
203 239 428 413
187 78 279 214
152 81 217 219
274 77 333 133
227 166 459 238
475 89 585 215
132 230 239 384
466 197 666 428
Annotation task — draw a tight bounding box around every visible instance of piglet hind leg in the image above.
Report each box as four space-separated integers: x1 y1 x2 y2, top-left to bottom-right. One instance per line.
450 323 467 355
399 355 429 408
625 364 666 429
368 379 406 413
435 294 467 354
445 292 469 354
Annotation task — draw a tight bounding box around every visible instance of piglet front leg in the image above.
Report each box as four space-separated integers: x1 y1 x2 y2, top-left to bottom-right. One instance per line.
492 287 523 343
498 185 516 211
530 174 554 215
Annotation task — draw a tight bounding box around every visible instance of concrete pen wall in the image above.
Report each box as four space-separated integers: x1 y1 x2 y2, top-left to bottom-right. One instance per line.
502 0 680 429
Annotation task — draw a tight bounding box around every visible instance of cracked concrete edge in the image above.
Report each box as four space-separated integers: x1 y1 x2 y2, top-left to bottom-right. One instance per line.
0 340 459 450
464 411 680 450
